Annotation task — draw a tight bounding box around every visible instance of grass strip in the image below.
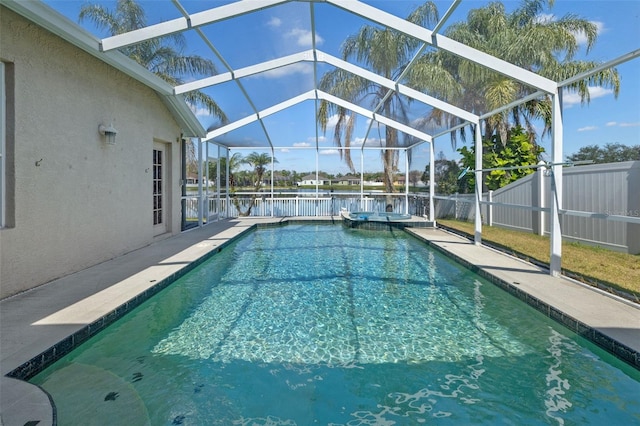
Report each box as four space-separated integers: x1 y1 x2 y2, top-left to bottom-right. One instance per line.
437 219 640 302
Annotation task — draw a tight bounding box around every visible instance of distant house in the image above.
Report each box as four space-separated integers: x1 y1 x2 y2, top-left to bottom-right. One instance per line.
297 174 330 186
186 173 213 187
262 172 289 186
333 175 360 186
186 173 200 185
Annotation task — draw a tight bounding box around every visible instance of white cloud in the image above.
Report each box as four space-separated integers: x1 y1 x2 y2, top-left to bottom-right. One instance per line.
301 135 327 145
320 149 340 155
573 21 605 45
535 14 605 46
286 28 324 47
279 148 290 153
267 17 282 28
293 142 311 147
259 62 314 78
605 121 640 128
577 126 598 132
352 137 384 147
321 114 341 129
620 122 640 127
267 15 323 50
562 86 613 107
587 86 613 99
190 105 210 119
534 13 554 24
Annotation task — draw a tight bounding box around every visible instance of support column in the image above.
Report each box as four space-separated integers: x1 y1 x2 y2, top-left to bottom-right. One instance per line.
474 123 482 245
315 149 319 198
197 138 203 227
550 92 564 276
216 145 220 221
533 162 545 236
180 137 187 231
270 148 275 217
205 141 209 220
225 148 230 218
360 150 364 210
404 149 409 215
429 141 435 225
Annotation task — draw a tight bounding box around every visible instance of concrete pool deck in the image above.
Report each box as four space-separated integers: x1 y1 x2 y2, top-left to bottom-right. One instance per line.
1 217 638 425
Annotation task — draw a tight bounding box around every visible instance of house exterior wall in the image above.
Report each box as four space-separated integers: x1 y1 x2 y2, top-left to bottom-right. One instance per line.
0 8 183 298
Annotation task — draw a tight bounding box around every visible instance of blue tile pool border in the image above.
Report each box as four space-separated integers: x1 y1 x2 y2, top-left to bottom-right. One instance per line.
6 225 258 381
7 219 638 381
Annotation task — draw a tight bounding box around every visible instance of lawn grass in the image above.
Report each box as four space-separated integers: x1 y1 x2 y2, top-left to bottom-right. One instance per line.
437 219 640 301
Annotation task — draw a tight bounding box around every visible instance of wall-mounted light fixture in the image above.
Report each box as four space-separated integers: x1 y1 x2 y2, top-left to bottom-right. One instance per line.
99 123 118 145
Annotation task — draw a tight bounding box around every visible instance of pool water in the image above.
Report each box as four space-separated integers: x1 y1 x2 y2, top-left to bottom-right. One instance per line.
32 225 640 425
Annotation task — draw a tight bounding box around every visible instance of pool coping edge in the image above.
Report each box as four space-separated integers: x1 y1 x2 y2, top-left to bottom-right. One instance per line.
407 228 640 370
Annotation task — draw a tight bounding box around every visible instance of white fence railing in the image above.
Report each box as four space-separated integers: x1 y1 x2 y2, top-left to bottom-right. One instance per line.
182 193 432 225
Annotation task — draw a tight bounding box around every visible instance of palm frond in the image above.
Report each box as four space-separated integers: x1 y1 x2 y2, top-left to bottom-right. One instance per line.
79 0 226 123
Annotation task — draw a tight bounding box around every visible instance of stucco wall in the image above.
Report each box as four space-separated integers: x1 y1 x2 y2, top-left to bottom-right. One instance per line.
1 8 183 298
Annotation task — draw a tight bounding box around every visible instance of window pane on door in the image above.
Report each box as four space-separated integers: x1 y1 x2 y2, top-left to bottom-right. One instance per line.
153 149 163 225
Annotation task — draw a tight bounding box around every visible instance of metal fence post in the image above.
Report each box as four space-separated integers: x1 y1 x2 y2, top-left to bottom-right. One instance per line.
487 190 493 226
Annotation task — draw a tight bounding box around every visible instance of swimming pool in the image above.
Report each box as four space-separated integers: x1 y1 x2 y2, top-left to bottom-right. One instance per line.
31 224 640 425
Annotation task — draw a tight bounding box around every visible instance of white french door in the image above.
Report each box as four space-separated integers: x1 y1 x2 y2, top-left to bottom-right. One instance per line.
153 143 168 235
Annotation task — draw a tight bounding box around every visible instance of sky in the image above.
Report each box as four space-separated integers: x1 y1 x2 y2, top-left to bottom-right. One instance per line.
43 0 640 175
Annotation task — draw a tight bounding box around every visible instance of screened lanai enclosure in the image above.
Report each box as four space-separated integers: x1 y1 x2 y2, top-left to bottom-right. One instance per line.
7 0 639 277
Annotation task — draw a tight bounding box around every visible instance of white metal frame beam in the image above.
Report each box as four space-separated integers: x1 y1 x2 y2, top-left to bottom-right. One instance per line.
174 51 313 95
205 90 434 145
432 0 461 35
175 49 477 126
205 91 314 139
327 0 558 94
321 52 477 123
549 92 564 276
100 0 290 52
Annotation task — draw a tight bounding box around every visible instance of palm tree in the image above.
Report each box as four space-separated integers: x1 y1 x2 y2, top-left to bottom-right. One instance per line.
408 0 620 145
244 152 275 188
79 0 227 122
207 152 244 189
317 2 440 199
231 152 277 216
